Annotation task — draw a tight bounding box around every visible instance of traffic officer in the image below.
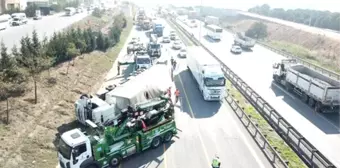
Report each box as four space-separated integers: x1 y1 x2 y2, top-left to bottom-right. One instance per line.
212 155 221 168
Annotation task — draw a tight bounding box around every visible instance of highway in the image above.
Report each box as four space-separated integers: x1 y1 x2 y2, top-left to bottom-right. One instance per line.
238 11 340 41
175 18 340 166
0 12 89 50
106 14 272 167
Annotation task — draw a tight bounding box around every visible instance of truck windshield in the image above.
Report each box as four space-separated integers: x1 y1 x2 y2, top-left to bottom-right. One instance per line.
204 77 225 87
58 139 72 160
136 58 151 64
150 44 160 49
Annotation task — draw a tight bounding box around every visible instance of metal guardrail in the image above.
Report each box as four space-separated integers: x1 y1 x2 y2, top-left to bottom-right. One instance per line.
255 41 340 80
168 17 336 168
225 90 289 168
167 18 287 168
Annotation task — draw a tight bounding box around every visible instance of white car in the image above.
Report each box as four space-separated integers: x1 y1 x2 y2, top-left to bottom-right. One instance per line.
162 36 171 43
172 40 182 50
230 45 242 54
178 48 186 58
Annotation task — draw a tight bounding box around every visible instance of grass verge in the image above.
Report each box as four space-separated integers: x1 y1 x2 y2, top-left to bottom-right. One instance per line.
265 40 340 73
0 17 133 168
226 81 306 168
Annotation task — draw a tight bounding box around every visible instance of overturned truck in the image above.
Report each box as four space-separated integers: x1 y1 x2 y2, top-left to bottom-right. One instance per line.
75 64 173 126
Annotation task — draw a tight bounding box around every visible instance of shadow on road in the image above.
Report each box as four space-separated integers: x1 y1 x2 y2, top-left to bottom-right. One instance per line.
203 35 220 43
121 140 175 168
270 82 340 134
173 69 221 119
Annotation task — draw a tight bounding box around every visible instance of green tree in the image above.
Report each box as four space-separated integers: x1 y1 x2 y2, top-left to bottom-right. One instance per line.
66 42 80 74
96 31 105 51
0 41 13 72
17 34 49 104
245 22 268 39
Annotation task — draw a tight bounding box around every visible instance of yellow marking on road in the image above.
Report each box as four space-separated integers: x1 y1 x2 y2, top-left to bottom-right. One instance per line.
163 144 168 168
177 73 211 167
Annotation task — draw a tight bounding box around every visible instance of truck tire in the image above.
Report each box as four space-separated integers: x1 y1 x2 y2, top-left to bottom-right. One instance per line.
109 155 121 168
301 93 309 103
314 102 322 113
151 136 162 148
163 131 173 142
308 98 315 107
285 83 293 92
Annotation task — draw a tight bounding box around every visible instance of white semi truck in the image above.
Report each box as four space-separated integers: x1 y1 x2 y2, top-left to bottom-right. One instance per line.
75 64 172 126
273 59 340 113
204 16 219 26
186 46 226 101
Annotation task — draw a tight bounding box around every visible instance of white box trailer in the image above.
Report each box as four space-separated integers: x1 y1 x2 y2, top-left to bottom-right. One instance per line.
204 16 219 25
186 46 226 101
273 60 340 113
75 64 172 126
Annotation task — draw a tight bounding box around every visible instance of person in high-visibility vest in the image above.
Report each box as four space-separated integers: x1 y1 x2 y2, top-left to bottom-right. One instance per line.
211 155 221 168
174 89 180 104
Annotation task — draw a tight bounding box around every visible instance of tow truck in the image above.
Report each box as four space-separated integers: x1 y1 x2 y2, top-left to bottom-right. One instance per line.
58 95 176 168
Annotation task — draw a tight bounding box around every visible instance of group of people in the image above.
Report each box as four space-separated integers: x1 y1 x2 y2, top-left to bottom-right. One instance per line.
165 87 180 104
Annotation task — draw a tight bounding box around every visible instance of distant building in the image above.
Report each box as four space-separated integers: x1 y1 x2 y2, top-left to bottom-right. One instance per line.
3 0 27 11
26 0 49 7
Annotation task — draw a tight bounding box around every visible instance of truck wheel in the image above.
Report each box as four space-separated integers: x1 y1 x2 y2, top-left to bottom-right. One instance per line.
308 98 315 107
151 136 161 148
285 83 293 92
163 131 173 142
109 156 121 168
301 93 309 103
314 102 322 113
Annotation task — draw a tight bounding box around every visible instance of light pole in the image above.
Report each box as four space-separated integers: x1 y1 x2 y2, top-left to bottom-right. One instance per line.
199 0 202 42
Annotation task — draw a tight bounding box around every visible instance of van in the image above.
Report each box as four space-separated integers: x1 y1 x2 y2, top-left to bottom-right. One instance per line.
11 13 28 26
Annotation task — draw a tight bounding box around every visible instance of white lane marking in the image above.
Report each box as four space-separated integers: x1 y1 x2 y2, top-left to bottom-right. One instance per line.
223 103 267 168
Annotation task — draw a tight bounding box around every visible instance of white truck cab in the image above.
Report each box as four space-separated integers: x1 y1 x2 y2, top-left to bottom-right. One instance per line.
135 54 152 70
58 128 97 168
187 46 225 101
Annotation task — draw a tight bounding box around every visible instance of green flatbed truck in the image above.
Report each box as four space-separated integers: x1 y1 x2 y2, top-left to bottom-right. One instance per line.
57 98 176 168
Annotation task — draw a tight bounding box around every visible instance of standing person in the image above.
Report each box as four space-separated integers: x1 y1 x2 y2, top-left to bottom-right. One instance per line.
174 88 180 104
211 155 221 168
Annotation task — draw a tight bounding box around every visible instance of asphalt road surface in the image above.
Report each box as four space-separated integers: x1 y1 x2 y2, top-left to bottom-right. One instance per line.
111 17 272 168
0 12 89 50
175 18 340 167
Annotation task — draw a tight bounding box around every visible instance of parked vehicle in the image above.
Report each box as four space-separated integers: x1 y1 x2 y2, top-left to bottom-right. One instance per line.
0 14 12 30
234 32 256 49
11 13 27 26
33 10 42 20
162 36 170 43
230 45 242 54
172 40 182 50
65 7 76 16
273 59 340 113
178 48 187 58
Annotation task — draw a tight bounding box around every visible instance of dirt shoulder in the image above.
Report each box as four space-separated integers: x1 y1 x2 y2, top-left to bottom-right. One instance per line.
221 15 340 72
0 15 133 168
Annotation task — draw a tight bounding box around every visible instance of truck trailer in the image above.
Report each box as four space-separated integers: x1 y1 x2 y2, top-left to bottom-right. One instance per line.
273 59 340 113
75 64 172 126
233 32 256 49
204 16 219 26
186 46 226 101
